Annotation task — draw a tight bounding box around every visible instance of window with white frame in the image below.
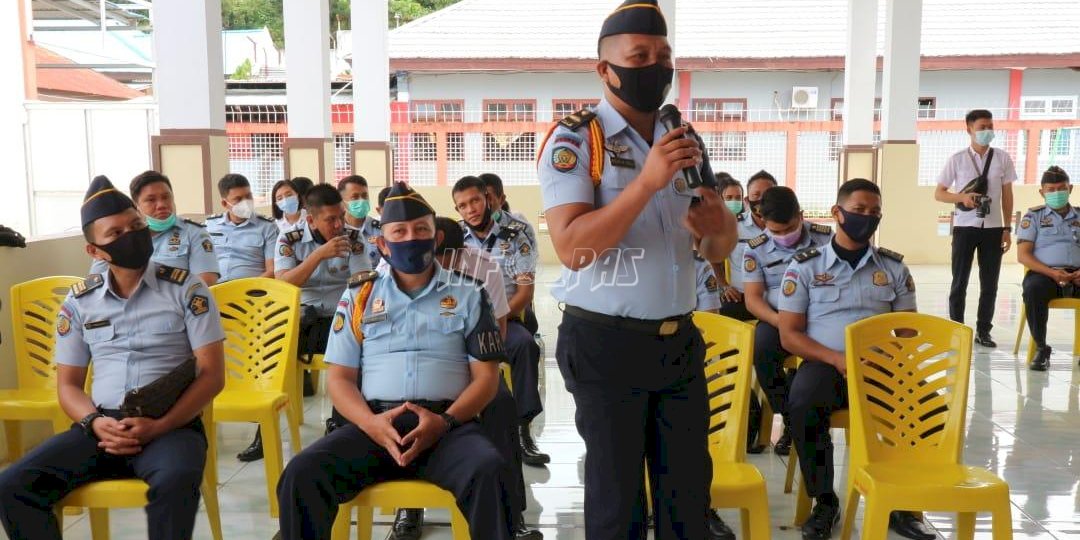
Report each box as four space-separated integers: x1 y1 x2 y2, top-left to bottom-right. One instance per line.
1020 96 1077 119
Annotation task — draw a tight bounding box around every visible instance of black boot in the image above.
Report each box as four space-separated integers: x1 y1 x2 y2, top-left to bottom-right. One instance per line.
888 511 936 540
238 428 264 462
519 422 550 466
513 514 543 539
1031 345 1052 372
706 509 736 540
302 370 315 397
391 508 423 540
801 496 840 540
774 426 793 456
974 332 997 348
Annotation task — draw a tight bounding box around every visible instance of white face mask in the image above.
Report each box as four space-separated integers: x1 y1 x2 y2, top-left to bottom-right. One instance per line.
230 199 255 220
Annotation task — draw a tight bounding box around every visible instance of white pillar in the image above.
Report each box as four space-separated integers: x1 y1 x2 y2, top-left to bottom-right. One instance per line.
880 0 922 142
658 0 678 105
351 0 392 183
0 0 31 234
283 0 334 183
151 0 227 214
839 0 878 182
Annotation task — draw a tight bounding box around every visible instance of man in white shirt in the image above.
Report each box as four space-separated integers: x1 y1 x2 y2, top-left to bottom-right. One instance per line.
934 109 1017 347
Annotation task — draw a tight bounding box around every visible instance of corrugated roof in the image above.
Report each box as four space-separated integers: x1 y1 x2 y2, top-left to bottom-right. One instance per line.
34 45 143 100
389 0 1080 60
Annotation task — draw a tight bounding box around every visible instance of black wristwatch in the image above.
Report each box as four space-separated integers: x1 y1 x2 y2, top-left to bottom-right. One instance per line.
77 412 105 439
439 412 461 432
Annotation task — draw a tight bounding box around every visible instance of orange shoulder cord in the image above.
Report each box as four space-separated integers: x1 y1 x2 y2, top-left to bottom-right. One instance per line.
349 281 375 343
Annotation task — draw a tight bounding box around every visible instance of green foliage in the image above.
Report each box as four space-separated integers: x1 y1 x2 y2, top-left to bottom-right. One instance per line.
232 58 254 80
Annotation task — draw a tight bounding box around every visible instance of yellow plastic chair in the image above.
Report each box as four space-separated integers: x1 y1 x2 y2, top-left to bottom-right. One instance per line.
1012 298 1080 364
333 481 469 540
210 277 302 518
57 406 223 540
693 311 771 539
840 312 1011 540
0 276 81 462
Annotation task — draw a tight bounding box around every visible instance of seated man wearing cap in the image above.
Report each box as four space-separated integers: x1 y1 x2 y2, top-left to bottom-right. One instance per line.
0 176 225 540
276 183 514 540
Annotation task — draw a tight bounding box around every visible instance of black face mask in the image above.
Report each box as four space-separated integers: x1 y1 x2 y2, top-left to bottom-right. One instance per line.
748 199 763 217
94 227 154 270
466 207 493 234
606 62 674 113
311 228 327 244
836 208 881 244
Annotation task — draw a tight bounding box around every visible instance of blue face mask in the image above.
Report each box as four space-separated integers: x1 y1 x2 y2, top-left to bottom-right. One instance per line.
145 214 176 233
277 195 300 215
974 129 995 147
384 238 436 274
347 199 370 219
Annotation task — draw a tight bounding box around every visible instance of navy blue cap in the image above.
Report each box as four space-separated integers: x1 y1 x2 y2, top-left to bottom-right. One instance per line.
81 175 135 227
599 0 667 43
380 182 434 225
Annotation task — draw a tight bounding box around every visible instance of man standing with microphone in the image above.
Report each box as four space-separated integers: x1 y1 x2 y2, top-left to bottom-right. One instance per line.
537 1 736 538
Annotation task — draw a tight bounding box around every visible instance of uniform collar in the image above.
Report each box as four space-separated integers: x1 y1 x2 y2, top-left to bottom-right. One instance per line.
101 262 160 300
385 263 452 301
300 221 315 242
596 99 630 139
223 215 251 228
822 241 875 272
463 216 501 242
1044 205 1077 220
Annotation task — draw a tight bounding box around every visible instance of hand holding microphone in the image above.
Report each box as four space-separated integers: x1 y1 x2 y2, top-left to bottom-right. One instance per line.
658 104 716 190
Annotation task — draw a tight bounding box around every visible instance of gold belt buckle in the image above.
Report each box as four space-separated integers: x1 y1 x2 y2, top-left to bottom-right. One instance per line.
659 320 679 336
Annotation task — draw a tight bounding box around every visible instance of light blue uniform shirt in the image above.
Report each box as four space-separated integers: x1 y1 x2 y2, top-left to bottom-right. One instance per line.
324 264 505 401
274 222 372 316
730 212 766 291
461 212 538 303
345 216 383 269
538 99 704 319
694 255 722 312
90 219 220 278
742 222 833 309
205 213 278 282
778 243 916 353
1016 205 1080 269
54 262 226 409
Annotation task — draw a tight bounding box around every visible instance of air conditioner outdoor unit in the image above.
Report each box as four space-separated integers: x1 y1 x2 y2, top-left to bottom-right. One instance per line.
791 86 819 109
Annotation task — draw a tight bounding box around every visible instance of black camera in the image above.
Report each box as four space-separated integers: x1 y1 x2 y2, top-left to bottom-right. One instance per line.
973 195 992 219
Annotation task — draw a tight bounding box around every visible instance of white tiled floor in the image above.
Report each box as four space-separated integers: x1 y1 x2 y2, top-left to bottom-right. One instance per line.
6 263 1080 539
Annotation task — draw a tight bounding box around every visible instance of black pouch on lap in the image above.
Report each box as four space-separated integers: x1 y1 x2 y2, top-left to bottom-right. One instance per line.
120 358 196 419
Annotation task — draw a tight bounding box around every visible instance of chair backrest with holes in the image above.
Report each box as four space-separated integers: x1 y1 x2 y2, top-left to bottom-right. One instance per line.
844 312 973 470
209 278 300 393
693 311 755 462
10 276 82 390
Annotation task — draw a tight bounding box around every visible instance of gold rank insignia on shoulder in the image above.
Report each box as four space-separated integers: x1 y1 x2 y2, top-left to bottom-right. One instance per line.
747 234 768 249
156 265 189 285
284 230 304 243
811 223 832 235
347 270 378 289
792 248 821 263
72 274 104 298
559 108 597 131
876 247 904 262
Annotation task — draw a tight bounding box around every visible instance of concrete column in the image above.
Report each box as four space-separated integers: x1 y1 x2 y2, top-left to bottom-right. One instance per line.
876 0 933 260
283 0 333 184
838 0 878 182
150 0 228 215
0 0 31 235
658 0 678 106
352 0 392 185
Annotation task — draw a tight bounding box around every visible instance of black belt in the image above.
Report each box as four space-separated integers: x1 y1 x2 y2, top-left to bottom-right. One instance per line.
563 305 691 337
367 400 454 415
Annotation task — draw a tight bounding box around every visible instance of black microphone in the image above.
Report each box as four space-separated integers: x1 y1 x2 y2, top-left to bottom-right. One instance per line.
658 104 705 189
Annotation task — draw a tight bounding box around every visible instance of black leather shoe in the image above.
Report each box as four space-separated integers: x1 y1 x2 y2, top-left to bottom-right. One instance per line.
889 511 936 540
513 521 543 539
302 370 315 397
237 429 263 462
391 508 423 540
519 423 550 466
1031 346 1052 372
801 500 840 540
974 332 997 348
774 427 793 456
707 509 736 540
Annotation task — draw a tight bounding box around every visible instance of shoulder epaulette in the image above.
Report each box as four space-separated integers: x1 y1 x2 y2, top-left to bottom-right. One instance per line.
347 228 362 241
71 274 104 298
182 218 206 228
558 108 597 131
155 265 189 285
283 229 304 244
256 214 274 223
369 218 380 229
1029 204 1046 212
347 270 378 289
792 247 821 263
877 247 904 262
747 233 769 249
205 213 223 221
810 223 832 235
